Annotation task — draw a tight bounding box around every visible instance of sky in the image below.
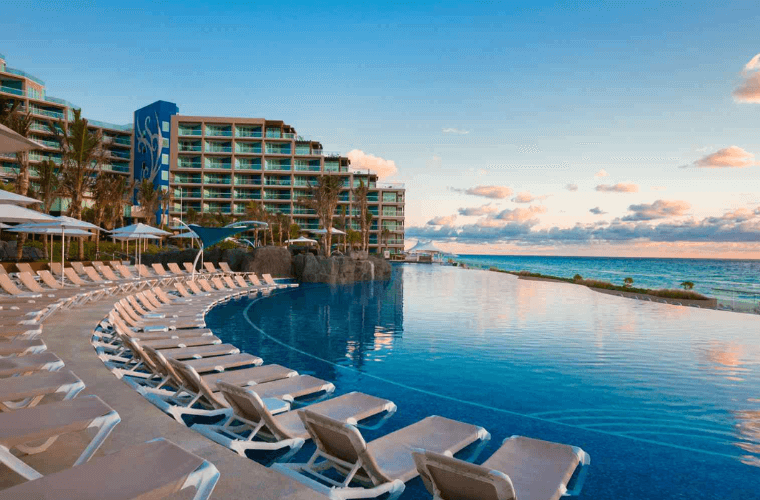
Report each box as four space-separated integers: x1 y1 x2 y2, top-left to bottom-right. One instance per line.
2 1 760 258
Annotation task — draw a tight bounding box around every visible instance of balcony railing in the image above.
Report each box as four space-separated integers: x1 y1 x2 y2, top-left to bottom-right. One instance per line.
110 150 130 159
234 178 261 186
178 145 202 152
178 128 202 136
378 182 405 189
205 129 233 137
203 205 232 214
236 130 262 138
234 192 262 200
204 161 232 170
175 190 202 198
102 164 130 174
235 162 261 170
205 145 233 153
203 177 231 185
174 177 202 184
204 191 232 199
236 146 262 154
30 107 64 119
0 85 23 96
177 160 202 169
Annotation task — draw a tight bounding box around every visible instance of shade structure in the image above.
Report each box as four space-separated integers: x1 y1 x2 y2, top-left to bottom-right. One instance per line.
407 240 446 254
0 204 57 224
0 223 9 229
0 123 46 154
7 226 92 237
0 190 42 207
285 236 318 245
310 228 346 235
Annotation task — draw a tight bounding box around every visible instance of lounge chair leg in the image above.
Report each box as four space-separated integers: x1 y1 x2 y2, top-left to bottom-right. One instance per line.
0 444 43 481
74 411 121 466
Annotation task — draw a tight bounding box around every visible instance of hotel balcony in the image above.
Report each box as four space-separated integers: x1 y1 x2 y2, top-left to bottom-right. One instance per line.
264 159 292 171
204 158 232 170
177 158 202 169
174 175 202 185
264 143 292 155
177 124 202 136
109 150 131 160
234 159 261 171
203 203 232 214
205 125 232 137
203 175 232 185
234 189 262 200
205 141 232 153
174 188 201 199
203 189 232 200
264 176 291 187
263 190 291 201
235 142 262 154
235 126 262 138
233 175 261 187
102 163 130 174
178 141 202 152
294 160 321 172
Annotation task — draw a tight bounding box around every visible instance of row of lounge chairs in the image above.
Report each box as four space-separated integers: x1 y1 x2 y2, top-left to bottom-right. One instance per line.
95 272 590 500
1 259 291 498
0 262 229 499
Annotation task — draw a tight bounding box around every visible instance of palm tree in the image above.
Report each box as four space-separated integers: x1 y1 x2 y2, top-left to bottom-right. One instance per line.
30 160 60 259
108 176 134 230
302 175 343 256
55 109 105 259
1 97 33 261
352 180 369 250
381 227 391 255
91 173 123 255
137 179 161 225
245 201 267 246
364 212 374 253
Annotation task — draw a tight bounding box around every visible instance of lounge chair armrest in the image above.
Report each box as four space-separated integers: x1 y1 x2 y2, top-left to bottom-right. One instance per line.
564 447 591 496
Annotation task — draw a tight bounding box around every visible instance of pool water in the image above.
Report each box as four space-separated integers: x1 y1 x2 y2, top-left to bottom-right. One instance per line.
205 264 760 499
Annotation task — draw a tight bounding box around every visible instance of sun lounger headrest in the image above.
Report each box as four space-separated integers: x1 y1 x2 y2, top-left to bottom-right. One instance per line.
217 381 268 423
298 409 367 464
412 449 516 500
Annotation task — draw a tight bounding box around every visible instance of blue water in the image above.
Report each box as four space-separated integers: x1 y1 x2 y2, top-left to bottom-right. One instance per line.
456 254 760 296
205 264 760 499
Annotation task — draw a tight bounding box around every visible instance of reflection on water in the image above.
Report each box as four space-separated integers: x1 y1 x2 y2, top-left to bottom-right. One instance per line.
211 264 760 498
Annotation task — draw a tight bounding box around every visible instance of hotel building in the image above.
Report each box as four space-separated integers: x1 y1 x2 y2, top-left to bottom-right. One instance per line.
0 52 133 213
0 53 405 255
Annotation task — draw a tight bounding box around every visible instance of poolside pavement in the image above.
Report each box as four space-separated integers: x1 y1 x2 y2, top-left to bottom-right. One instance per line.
0 293 327 499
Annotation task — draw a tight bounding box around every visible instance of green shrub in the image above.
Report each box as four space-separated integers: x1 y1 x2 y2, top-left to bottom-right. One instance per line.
624 277 634 287
680 281 695 290
649 289 708 300
573 274 583 281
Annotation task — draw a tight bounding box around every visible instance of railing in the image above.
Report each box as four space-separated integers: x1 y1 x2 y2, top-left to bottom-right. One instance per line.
236 130 262 138
236 146 262 154
205 146 233 153
102 164 130 174
88 119 132 132
110 150 130 159
177 161 202 169
37 139 60 149
178 145 203 152
204 162 232 169
5 66 45 85
294 165 321 172
265 146 292 155
203 177 232 184
203 206 232 214
264 164 292 171
283 132 296 139
234 192 262 200
378 182 405 189
30 107 64 119
44 95 78 108
178 129 203 136
234 177 262 186
0 85 24 96
323 151 342 157
175 190 202 198
234 162 261 170
263 192 291 200
712 288 760 314
0 166 19 176
175 177 202 184
205 129 233 137
204 192 232 199
112 137 131 146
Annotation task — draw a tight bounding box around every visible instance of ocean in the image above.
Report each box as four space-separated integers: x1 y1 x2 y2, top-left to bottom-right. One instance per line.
454 254 760 310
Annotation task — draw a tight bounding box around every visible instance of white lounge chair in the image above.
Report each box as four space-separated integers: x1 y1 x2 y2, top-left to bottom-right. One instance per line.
412 435 590 500
275 411 491 500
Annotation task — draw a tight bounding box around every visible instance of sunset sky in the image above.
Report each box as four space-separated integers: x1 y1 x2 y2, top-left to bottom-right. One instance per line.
2 1 759 257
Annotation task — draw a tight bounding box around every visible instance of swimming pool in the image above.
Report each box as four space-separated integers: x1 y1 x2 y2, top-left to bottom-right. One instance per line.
206 264 760 499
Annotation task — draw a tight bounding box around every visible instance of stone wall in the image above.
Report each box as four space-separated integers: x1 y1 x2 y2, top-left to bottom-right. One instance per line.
292 253 391 284
139 246 293 277
0 240 44 262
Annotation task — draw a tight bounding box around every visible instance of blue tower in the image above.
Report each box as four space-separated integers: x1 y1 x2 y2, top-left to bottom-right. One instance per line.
133 100 179 223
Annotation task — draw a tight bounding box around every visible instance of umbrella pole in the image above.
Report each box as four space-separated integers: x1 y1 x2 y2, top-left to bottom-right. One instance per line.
61 228 65 286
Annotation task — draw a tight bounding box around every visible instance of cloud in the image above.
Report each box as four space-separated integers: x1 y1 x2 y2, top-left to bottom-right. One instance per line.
595 169 609 177
681 146 757 168
744 53 760 72
565 184 579 192
457 204 498 217
346 149 398 179
426 214 457 226
494 205 547 223
651 186 667 191
622 200 691 221
512 191 549 204
733 55 760 103
595 183 639 193
442 128 469 135
452 185 513 199
406 205 760 245
589 207 607 215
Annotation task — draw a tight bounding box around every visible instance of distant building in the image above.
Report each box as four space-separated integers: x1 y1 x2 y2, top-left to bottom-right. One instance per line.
0 52 133 214
0 52 405 255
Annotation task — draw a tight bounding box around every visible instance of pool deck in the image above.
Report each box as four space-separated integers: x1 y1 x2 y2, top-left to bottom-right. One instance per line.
0 294 326 499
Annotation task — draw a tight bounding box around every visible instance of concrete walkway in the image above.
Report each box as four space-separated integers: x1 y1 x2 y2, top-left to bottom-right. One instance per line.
0 294 325 499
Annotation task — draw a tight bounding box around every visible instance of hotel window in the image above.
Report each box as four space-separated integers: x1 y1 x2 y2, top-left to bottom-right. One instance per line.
162 121 169 132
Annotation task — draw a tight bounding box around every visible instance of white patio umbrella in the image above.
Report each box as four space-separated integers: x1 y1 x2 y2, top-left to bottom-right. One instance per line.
171 230 198 249
110 223 171 267
0 190 42 207
16 216 104 285
310 228 346 235
0 123 46 154
7 225 94 271
0 204 57 224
